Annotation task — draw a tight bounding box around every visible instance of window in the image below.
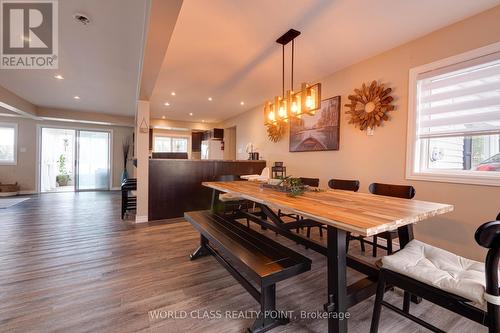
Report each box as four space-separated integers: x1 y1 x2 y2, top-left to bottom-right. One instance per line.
154 136 188 153
0 123 17 165
407 43 500 186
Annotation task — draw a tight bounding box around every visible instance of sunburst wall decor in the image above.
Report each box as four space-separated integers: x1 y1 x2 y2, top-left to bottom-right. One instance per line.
344 80 395 131
266 121 287 142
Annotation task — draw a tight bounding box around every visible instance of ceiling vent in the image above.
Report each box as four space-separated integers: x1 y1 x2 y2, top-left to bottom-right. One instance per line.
73 13 91 25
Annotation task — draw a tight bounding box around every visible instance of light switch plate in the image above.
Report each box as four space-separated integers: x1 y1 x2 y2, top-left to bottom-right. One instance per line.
367 127 374 136
20 147 27 153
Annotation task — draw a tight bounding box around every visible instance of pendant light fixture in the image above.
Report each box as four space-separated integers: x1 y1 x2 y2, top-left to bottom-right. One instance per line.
264 29 321 126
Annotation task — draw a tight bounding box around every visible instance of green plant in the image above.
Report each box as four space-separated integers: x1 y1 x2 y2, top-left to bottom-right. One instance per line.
278 176 306 197
56 154 71 186
57 154 68 175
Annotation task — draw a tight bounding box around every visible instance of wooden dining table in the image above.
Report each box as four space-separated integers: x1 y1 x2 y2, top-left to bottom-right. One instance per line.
202 181 454 333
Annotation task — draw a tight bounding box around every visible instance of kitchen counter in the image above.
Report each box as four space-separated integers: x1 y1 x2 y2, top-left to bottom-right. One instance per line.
148 159 266 220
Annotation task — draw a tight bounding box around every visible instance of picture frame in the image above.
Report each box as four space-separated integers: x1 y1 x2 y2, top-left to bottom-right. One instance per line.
289 96 341 152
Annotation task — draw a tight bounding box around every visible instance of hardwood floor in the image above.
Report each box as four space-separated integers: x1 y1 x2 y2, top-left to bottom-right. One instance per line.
0 192 486 333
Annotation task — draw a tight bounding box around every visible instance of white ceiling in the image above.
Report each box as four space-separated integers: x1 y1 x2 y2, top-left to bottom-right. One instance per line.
150 0 500 123
0 0 148 116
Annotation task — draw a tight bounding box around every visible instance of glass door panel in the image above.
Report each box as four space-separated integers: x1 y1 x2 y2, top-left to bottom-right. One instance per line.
77 131 110 190
40 128 76 193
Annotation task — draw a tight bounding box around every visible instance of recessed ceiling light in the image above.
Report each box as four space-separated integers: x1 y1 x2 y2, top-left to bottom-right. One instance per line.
208 97 213 101
171 92 176 96
73 96 80 100
161 116 166 119
189 112 193 116
164 102 170 106
240 101 245 106
54 74 64 80
202 120 205 123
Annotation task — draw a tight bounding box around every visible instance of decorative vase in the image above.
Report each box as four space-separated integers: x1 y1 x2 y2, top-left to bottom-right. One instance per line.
121 169 129 183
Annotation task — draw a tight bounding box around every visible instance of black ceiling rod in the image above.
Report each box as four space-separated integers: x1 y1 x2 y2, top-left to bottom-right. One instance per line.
282 43 285 98
291 39 294 91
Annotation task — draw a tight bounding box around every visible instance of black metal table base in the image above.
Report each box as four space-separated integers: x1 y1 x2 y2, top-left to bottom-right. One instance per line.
208 192 415 333
238 205 415 333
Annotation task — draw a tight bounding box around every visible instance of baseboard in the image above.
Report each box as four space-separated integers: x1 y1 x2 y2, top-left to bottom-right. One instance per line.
135 215 149 223
19 190 37 195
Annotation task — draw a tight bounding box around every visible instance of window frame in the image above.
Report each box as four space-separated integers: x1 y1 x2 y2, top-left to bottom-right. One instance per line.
0 122 18 166
153 134 189 153
406 42 500 187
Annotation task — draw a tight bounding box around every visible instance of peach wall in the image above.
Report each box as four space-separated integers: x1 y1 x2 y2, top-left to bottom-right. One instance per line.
220 5 500 261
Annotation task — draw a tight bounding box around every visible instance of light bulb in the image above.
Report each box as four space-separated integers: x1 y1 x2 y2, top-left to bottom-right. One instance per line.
269 111 275 121
305 95 314 109
291 101 299 114
278 106 286 118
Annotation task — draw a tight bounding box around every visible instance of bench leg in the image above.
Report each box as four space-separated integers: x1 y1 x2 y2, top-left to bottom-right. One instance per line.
190 235 211 260
248 284 289 333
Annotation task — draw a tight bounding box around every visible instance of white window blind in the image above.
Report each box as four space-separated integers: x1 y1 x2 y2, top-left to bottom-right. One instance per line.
416 52 500 139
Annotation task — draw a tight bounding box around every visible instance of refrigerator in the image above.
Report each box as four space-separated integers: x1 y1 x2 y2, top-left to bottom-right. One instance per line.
201 139 224 160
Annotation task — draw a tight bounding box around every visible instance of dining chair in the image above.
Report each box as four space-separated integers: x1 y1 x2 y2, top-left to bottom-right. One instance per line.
213 175 251 221
278 177 324 238
368 183 416 257
278 177 320 222
370 215 500 333
328 179 363 252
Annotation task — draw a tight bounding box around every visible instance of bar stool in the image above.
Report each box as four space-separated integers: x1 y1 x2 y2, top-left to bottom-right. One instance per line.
121 178 137 219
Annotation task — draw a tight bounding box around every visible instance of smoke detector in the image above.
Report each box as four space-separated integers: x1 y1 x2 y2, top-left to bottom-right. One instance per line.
73 13 91 25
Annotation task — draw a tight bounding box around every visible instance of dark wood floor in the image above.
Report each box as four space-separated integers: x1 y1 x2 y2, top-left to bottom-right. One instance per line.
0 192 486 333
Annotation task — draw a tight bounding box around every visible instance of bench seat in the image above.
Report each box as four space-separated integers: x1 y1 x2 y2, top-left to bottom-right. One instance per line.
185 210 311 332
185 210 311 286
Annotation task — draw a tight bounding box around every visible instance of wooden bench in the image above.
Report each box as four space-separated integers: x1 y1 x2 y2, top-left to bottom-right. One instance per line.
185 210 312 333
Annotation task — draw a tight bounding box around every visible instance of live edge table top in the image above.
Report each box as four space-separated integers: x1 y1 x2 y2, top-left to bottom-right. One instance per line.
202 181 454 237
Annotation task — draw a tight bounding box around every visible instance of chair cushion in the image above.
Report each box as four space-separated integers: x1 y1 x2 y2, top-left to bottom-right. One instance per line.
219 193 244 202
382 240 487 304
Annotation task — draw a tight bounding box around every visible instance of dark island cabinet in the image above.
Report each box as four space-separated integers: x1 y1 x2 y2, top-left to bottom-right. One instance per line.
148 159 266 220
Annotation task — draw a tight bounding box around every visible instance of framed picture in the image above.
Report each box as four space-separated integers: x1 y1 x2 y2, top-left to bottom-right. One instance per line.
289 96 341 152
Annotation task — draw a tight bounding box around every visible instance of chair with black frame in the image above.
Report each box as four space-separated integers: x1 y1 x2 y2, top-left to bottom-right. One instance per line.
370 213 500 333
121 178 137 219
278 177 325 238
328 179 364 252
368 183 416 257
213 175 249 218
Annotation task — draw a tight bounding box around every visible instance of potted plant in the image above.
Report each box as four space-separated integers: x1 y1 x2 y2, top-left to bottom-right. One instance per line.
56 154 70 186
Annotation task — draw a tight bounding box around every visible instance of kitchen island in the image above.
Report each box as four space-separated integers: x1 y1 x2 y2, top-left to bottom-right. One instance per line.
148 159 266 220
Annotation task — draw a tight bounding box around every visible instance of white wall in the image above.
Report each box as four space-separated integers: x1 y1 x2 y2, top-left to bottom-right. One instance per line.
0 115 133 191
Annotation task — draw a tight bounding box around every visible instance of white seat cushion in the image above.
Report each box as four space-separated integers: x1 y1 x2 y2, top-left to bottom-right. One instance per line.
219 193 244 202
382 240 487 304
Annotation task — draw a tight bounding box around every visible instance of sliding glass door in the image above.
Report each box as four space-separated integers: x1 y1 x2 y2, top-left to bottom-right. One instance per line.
40 127 110 192
76 131 110 191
